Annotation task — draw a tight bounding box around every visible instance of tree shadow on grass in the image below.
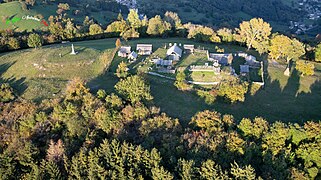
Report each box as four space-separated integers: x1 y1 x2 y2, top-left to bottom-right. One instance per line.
147 60 321 125
0 62 27 96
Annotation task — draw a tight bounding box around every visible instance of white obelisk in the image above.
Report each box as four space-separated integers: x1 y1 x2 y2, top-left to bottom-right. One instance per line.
70 44 77 55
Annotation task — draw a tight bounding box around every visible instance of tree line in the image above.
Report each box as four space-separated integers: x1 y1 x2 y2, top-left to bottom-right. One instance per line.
0 72 320 179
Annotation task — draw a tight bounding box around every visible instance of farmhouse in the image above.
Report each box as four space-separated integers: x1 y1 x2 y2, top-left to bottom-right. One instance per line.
208 53 232 65
167 44 182 61
118 46 131 57
183 44 195 53
128 51 138 61
137 44 153 55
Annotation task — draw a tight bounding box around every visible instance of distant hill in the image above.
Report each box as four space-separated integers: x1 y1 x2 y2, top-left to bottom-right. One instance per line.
138 0 303 33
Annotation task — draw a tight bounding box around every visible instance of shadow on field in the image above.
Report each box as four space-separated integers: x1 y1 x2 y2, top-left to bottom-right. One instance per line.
0 62 27 96
147 61 321 126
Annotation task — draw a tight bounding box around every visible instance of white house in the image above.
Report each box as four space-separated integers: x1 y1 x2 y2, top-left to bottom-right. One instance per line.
118 46 131 57
136 44 153 55
167 44 182 61
183 44 195 53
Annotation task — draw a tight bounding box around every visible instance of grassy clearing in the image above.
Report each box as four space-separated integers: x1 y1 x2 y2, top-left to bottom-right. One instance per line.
0 44 113 100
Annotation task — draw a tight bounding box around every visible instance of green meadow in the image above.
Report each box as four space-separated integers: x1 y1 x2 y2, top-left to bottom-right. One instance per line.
1 37 321 124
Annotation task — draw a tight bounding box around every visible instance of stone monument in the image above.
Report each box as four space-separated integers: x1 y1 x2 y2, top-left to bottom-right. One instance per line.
70 44 77 55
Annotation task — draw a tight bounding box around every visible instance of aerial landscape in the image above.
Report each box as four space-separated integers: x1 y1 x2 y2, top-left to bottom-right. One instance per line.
0 0 321 179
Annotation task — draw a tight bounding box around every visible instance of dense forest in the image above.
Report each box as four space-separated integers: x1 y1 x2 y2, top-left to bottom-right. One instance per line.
138 0 302 27
0 75 320 179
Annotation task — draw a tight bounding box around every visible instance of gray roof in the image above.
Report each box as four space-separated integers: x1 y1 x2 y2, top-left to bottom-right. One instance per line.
208 53 229 65
153 59 172 66
119 46 131 53
128 51 138 59
184 44 195 49
167 44 182 57
240 65 250 73
137 44 152 51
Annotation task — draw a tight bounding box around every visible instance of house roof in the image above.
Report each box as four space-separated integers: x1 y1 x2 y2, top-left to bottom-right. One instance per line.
119 46 131 53
153 59 172 66
128 51 138 59
184 44 195 49
167 44 182 57
240 65 250 73
209 53 229 65
137 44 153 51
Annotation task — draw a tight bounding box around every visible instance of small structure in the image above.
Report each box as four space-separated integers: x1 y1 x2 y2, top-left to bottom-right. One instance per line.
70 44 77 55
245 55 260 68
118 46 131 57
184 44 195 53
240 65 250 76
189 61 221 74
208 53 230 65
167 44 182 61
128 51 138 61
152 58 173 66
136 44 153 55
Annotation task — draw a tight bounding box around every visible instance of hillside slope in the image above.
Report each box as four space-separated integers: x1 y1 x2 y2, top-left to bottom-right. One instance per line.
0 1 121 32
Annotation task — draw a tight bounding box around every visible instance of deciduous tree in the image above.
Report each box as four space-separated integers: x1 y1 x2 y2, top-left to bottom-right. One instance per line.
236 18 272 54
115 75 153 104
295 60 314 76
27 33 42 49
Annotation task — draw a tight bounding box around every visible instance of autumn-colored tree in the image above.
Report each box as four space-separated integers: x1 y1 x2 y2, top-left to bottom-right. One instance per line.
295 60 314 76
0 83 15 102
46 139 65 163
269 35 305 76
116 61 128 78
217 28 234 42
115 38 121 47
164 11 182 29
121 28 140 41
218 79 249 103
127 9 141 29
236 18 272 54
89 24 103 35
7 37 20 50
106 20 128 33
147 15 171 36
27 33 42 49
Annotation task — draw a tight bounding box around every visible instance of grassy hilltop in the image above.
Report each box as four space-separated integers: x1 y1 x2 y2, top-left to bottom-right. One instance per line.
2 37 320 123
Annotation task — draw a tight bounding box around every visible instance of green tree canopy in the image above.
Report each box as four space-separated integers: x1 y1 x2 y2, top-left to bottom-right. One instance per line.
27 33 42 49
147 15 171 36
115 75 153 104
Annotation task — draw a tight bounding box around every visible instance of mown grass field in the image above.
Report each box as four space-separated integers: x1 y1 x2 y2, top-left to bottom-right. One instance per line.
1 37 321 125
0 43 114 100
